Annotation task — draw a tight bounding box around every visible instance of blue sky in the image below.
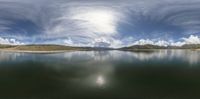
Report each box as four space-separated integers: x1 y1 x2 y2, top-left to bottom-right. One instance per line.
1 0 200 47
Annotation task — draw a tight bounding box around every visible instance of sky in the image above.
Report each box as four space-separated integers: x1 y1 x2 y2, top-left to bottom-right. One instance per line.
1 0 200 47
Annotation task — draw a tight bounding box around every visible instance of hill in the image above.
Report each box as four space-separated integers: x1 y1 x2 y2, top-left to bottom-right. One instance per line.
120 44 200 50
180 44 200 49
0 44 90 51
0 44 16 48
0 44 200 52
0 44 113 51
120 44 167 50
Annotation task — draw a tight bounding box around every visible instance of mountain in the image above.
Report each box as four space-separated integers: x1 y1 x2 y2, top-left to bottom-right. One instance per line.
120 44 200 50
167 44 200 49
180 44 200 49
120 44 167 50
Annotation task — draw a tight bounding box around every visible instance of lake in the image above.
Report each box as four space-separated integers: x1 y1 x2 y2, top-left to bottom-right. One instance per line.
0 50 200 99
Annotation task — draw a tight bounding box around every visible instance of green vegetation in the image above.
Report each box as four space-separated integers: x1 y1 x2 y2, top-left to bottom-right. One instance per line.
120 44 200 51
120 44 166 50
0 44 200 52
0 44 16 49
181 44 200 49
0 44 93 51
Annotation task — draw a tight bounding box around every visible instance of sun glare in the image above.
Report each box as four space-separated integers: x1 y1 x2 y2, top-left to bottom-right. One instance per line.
72 10 116 35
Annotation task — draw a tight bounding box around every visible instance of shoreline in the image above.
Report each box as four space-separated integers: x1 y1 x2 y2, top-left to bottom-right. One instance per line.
0 49 76 54
0 49 199 54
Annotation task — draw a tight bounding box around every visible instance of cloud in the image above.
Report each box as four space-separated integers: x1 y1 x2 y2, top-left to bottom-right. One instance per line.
133 39 154 45
1 0 200 47
92 37 122 48
183 35 200 44
124 50 200 65
63 37 122 48
131 39 173 47
128 35 200 47
71 9 117 35
0 37 23 45
63 38 74 46
170 41 185 46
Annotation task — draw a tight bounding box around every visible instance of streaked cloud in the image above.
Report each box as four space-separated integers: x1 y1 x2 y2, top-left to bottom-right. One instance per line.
0 0 200 47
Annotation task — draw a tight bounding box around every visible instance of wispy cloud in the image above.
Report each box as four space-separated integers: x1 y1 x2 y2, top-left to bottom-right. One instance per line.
0 0 200 47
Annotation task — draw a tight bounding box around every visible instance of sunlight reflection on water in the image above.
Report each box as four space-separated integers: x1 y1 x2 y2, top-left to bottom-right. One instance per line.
96 75 105 86
0 50 200 99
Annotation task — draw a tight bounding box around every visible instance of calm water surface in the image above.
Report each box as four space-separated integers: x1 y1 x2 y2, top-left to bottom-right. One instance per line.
0 50 200 99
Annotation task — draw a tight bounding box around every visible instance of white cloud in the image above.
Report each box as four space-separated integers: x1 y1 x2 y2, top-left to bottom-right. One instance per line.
63 37 123 48
183 35 200 44
131 39 177 47
133 39 154 45
129 35 200 47
132 39 171 47
63 38 74 46
0 37 23 45
92 37 122 48
154 40 170 47
41 5 124 48
170 41 185 46
1 0 200 48
62 35 200 48
71 9 117 35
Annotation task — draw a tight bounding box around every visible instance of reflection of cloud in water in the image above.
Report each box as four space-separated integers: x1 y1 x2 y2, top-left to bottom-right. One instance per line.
59 50 200 65
170 50 200 65
62 51 114 62
0 50 200 65
120 50 200 65
125 50 168 61
0 50 200 89
0 52 22 62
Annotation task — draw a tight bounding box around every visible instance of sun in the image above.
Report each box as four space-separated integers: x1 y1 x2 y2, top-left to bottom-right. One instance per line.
72 9 117 35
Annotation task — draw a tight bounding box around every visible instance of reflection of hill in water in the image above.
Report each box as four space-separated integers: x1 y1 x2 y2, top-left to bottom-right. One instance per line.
0 50 200 65
0 50 200 98
127 50 200 65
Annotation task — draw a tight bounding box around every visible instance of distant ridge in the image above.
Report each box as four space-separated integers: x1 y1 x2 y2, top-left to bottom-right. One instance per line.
0 44 113 51
0 44 200 52
0 44 15 48
181 44 200 49
120 44 166 50
120 44 200 50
